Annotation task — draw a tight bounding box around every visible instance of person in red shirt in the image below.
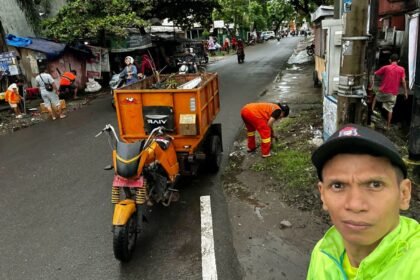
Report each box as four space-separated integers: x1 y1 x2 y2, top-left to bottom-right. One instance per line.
59 70 78 99
370 54 408 129
241 102 289 157
231 36 237 51
137 54 155 79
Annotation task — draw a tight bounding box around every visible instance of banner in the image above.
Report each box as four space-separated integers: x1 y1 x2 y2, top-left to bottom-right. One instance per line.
86 46 102 79
408 14 418 90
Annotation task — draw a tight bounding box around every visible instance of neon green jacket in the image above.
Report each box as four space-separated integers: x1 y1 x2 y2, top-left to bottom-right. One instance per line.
306 216 420 279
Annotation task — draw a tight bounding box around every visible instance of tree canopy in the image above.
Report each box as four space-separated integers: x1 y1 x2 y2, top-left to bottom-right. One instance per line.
41 0 220 43
40 0 333 43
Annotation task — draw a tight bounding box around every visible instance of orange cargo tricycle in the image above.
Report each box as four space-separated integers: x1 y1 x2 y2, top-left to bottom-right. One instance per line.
97 73 222 262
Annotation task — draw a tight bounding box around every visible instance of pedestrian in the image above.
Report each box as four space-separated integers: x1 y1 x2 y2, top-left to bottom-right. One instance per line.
35 66 66 120
138 54 155 79
240 102 289 158
231 36 237 51
223 37 230 54
307 124 419 279
119 56 138 85
208 37 216 56
59 70 78 99
4 83 23 118
370 53 408 129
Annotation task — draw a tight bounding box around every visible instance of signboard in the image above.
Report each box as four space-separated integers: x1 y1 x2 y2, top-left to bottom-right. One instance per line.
323 94 337 140
86 46 101 79
86 46 110 78
408 14 418 90
343 0 352 13
0 51 20 75
213 20 225 28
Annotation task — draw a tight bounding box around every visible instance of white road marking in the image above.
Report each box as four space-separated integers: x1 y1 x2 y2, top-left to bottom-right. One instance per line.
200 195 218 280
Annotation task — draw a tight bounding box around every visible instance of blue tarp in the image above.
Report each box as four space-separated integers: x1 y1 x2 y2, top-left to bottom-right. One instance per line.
5 34 32 47
5 34 66 60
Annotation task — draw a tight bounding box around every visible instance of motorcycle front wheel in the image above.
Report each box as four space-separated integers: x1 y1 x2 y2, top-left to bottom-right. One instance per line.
113 213 137 262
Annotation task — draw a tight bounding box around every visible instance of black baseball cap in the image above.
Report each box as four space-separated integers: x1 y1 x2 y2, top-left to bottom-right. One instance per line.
312 124 407 180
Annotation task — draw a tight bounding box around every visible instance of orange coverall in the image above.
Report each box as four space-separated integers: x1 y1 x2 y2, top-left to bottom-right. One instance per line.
240 103 280 156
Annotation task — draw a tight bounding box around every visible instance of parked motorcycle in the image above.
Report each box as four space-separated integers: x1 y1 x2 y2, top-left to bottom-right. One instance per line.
177 58 198 74
110 73 125 108
96 124 180 262
306 44 315 56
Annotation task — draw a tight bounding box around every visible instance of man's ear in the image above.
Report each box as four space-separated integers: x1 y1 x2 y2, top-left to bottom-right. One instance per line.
399 179 412 211
318 182 328 211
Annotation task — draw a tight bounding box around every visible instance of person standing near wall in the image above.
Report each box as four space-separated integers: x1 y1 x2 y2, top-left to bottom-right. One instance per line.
4 83 22 118
35 66 66 120
370 54 408 129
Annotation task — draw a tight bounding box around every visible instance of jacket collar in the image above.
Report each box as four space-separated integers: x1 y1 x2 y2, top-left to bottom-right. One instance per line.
319 217 409 277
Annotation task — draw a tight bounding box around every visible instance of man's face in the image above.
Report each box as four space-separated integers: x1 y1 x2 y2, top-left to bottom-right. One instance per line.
318 154 411 248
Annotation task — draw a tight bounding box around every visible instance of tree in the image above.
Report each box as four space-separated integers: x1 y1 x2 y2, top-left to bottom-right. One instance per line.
41 0 220 43
42 0 149 43
267 0 296 33
290 0 334 17
149 0 221 29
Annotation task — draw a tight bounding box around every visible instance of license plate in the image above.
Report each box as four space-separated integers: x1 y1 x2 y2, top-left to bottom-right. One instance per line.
112 175 144 188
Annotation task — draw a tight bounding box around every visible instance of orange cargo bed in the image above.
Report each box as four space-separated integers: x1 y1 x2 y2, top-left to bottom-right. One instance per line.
114 73 220 155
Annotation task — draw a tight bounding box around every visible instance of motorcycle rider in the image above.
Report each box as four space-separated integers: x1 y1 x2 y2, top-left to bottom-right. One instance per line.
119 56 138 85
237 39 245 62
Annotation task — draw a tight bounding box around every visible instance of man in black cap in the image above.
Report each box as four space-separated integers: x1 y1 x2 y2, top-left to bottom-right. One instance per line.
307 124 419 279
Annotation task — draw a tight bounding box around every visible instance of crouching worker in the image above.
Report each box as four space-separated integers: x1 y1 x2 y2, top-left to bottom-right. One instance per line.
4 83 23 118
240 102 289 157
59 70 78 99
308 124 419 279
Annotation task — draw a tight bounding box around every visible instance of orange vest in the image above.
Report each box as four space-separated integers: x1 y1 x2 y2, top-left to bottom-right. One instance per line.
60 72 76 86
243 103 280 120
5 89 21 104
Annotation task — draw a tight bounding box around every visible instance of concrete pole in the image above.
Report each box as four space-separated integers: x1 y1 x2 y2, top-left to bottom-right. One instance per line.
337 0 370 125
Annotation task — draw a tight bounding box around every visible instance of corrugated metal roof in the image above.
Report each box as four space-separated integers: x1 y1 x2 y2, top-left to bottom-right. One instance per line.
311 5 334 22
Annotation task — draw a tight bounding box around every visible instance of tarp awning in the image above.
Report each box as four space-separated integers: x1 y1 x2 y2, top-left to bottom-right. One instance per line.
5 34 66 60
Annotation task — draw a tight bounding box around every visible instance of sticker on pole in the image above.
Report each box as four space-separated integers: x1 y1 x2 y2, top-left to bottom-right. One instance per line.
343 0 352 13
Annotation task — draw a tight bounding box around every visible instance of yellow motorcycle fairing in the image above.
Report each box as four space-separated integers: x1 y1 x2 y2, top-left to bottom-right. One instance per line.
112 199 136 226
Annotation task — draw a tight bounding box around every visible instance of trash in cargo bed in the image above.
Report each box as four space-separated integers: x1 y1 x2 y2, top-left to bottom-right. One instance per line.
124 73 213 90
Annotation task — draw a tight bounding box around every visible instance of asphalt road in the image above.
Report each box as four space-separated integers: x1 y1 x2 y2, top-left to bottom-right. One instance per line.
0 37 300 280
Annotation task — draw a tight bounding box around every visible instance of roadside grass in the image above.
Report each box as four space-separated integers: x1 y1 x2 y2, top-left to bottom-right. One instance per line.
250 109 321 192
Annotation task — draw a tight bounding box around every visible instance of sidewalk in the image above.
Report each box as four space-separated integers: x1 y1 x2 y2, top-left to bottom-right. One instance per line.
223 41 420 279
223 55 326 279
0 89 109 136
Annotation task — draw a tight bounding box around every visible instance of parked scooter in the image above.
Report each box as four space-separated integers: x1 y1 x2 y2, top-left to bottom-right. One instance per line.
306 44 315 56
109 73 126 108
96 124 180 262
177 57 198 74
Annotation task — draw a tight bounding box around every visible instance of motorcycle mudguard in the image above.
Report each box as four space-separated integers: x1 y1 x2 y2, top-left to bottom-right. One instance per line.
112 199 136 226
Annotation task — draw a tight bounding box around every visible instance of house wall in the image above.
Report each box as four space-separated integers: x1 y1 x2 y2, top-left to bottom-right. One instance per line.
47 54 86 89
0 0 35 37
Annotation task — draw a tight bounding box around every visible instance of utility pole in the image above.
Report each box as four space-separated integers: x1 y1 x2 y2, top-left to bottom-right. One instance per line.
337 0 370 125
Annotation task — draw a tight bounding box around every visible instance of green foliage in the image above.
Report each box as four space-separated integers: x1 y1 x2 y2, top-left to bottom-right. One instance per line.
250 110 321 190
267 0 296 32
41 0 149 43
150 1 221 29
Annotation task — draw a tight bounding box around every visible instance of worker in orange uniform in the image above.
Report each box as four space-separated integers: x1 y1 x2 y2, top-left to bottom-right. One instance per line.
241 102 290 157
5 83 23 118
59 70 78 99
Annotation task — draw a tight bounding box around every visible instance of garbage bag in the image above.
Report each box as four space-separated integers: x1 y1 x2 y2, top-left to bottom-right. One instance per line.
85 78 102 93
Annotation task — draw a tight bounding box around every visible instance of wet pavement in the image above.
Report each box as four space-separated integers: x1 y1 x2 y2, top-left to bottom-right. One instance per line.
224 40 326 280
